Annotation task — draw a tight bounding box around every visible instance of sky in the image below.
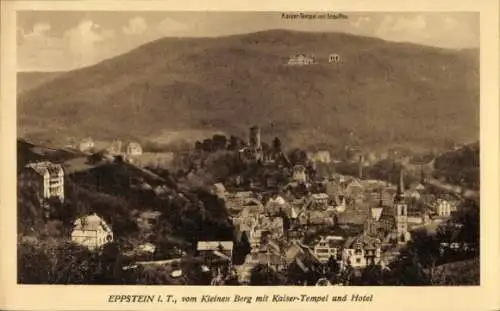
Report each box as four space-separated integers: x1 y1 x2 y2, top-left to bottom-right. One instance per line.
17 11 479 72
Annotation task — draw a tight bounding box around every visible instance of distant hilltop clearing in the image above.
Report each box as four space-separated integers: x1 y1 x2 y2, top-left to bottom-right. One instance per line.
17 29 479 151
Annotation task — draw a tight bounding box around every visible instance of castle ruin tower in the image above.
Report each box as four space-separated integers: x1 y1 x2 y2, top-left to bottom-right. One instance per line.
249 126 262 150
248 125 263 162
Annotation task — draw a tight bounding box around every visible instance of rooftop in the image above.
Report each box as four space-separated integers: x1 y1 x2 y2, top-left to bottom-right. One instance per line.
311 193 329 200
196 241 234 251
26 161 64 176
73 213 112 232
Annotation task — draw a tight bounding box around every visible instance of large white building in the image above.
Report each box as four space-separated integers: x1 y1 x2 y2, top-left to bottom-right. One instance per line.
21 161 65 202
126 142 143 156
433 198 456 217
71 213 113 250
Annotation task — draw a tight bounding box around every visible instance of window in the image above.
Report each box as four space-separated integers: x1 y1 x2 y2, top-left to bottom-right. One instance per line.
355 258 361 264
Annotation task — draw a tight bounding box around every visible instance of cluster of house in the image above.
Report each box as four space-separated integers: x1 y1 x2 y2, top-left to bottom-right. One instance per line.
195 151 463 284
18 127 465 285
287 52 342 66
77 137 143 157
19 160 115 250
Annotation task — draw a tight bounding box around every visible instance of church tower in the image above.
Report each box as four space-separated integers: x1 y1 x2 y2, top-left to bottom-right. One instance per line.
394 168 409 243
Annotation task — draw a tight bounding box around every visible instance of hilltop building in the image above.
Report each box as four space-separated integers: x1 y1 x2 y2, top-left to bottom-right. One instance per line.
20 161 65 203
287 53 316 66
71 213 113 250
329 53 341 63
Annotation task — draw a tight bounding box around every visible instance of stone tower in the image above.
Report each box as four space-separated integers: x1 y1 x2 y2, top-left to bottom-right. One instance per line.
394 169 409 243
248 126 263 162
249 126 261 149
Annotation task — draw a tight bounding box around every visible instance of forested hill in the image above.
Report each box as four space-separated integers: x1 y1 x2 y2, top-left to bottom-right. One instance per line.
18 29 479 151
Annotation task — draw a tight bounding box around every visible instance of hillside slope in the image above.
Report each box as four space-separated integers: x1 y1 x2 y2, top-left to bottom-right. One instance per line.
17 30 479 150
17 72 64 94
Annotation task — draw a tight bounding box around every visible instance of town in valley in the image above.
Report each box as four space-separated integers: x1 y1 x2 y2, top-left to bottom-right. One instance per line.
17 124 479 286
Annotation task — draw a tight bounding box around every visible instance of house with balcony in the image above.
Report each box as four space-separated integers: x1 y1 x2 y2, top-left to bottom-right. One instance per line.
20 161 65 204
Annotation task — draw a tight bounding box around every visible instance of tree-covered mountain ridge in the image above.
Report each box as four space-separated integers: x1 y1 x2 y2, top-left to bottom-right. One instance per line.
18 29 479 151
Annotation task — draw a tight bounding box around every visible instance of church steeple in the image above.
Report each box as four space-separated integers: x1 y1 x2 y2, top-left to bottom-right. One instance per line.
395 168 405 203
393 167 409 244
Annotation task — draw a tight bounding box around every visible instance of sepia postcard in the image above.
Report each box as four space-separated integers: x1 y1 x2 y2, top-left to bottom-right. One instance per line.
1 0 499 310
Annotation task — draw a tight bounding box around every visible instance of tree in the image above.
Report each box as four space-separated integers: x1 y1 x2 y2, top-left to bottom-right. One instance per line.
233 232 251 265
228 135 244 151
95 242 123 284
250 264 285 285
272 137 282 152
326 256 340 282
359 263 384 285
194 141 203 151
17 183 44 234
340 261 355 285
201 139 213 152
181 257 211 285
18 240 99 284
386 247 430 286
288 148 308 165
212 135 228 151
455 199 479 251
